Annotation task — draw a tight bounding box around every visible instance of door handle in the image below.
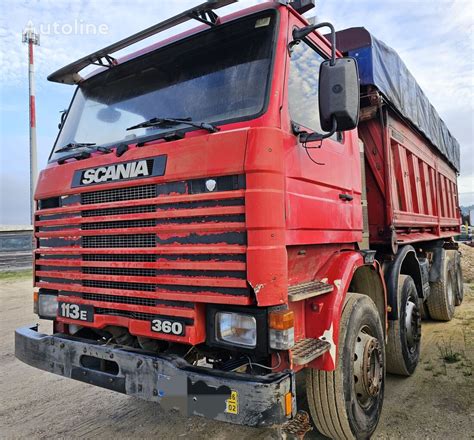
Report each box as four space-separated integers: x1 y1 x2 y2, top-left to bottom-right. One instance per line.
339 193 353 201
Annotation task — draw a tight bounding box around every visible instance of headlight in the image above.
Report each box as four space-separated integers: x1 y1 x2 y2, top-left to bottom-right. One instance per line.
38 292 58 319
215 312 257 348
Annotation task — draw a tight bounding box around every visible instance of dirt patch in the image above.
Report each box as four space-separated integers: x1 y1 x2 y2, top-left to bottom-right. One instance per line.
460 243 474 283
1 278 473 439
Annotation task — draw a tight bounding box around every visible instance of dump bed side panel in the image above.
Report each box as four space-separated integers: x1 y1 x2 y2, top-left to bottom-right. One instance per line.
360 107 460 247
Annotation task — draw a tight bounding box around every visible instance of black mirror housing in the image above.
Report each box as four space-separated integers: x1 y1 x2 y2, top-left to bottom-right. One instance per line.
319 57 360 132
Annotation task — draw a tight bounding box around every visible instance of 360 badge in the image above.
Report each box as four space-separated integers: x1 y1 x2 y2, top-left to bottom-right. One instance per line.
151 318 185 336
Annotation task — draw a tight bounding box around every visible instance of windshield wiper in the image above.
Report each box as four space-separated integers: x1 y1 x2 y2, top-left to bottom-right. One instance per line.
126 117 219 133
55 142 96 153
55 142 112 154
57 150 92 164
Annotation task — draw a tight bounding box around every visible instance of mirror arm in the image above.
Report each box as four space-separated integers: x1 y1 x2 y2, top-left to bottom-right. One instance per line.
291 22 336 65
299 117 337 143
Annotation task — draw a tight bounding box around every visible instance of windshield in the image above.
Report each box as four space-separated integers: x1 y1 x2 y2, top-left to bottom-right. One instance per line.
50 11 277 161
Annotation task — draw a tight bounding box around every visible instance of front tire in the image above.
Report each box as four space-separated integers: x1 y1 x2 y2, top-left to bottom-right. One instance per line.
306 293 385 439
386 275 421 376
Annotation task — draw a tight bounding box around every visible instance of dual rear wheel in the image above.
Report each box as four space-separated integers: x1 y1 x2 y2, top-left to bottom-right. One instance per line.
386 275 421 376
426 250 461 321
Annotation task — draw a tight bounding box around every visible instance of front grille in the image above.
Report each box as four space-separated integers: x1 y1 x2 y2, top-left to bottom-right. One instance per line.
82 234 156 248
82 184 157 205
83 254 157 262
36 174 251 341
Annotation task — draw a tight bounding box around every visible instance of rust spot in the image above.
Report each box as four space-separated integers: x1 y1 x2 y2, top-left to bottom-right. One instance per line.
250 282 265 295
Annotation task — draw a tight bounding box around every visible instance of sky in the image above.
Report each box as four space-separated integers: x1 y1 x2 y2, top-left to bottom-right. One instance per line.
0 0 473 224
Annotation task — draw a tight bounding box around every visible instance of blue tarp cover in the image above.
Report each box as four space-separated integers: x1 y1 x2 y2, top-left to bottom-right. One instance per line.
336 27 460 172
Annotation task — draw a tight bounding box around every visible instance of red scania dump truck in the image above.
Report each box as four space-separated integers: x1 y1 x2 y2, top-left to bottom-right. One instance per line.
15 0 463 438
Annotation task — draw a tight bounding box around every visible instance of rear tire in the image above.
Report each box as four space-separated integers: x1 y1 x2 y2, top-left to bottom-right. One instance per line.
306 293 385 439
426 255 455 321
386 275 421 376
419 298 430 320
454 255 464 306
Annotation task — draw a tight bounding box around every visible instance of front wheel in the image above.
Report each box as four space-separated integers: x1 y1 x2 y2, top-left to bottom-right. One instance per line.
306 293 385 439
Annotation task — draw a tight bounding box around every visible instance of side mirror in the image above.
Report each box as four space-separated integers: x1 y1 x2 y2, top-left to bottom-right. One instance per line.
319 57 360 132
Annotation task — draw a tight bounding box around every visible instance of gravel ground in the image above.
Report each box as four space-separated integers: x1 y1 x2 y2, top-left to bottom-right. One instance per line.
1 275 473 439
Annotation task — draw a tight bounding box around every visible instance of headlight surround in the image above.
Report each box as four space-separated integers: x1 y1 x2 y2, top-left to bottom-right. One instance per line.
215 312 257 348
38 292 58 319
207 305 268 354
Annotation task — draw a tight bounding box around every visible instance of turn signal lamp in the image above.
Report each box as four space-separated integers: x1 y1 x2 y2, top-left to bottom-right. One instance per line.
269 310 295 350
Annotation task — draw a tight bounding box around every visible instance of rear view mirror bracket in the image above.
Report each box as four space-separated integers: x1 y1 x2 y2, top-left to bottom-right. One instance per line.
290 22 336 66
294 117 337 144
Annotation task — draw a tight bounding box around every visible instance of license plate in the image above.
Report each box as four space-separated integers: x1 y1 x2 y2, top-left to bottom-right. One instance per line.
151 318 185 336
58 302 94 322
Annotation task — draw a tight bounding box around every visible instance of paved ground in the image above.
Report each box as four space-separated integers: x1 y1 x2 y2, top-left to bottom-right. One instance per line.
1 274 473 439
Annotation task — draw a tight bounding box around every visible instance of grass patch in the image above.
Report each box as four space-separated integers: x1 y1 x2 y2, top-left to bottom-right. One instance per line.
437 339 463 364
0 269 33 281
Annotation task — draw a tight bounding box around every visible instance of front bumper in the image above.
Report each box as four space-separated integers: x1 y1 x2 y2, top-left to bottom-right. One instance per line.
15 325 294 427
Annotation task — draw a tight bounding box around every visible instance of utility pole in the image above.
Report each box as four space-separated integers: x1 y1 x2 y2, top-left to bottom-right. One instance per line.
22 24 40 225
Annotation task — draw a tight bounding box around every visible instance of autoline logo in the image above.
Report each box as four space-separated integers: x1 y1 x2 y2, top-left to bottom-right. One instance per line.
81 160 149 184
72 156 167 188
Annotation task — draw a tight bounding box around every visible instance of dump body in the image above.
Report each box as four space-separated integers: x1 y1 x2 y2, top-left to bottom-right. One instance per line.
336 27 461 249
359 106 460 248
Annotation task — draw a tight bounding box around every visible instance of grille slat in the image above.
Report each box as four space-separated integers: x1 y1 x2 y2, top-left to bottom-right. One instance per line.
82 219 157 230
81 292 194 308
84 293 157 306
83 279 156 292
83 205 156 217
95 307 193 325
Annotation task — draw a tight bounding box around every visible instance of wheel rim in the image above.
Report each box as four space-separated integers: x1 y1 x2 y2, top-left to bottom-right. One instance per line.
353 326 383 407
405 297 421 352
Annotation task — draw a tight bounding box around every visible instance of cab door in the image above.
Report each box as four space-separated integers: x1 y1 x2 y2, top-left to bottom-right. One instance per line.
282 12 362 245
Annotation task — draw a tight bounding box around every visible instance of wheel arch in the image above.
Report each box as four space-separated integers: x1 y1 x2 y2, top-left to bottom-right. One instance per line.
349 265 386 334
383 245 423 320
306 250 387 371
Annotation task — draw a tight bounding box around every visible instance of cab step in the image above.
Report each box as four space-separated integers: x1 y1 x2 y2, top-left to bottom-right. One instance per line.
281 410 313 439
292 338 331 366
288 281 333 302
